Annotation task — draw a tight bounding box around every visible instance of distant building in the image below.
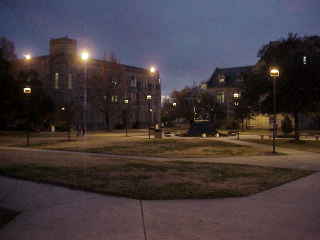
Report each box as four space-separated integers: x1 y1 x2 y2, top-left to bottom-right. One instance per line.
206 66 253 120
15 37 161 130
206 65 288 129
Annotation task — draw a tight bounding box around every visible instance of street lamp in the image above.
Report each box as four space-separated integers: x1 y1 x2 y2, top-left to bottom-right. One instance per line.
124 99 129 137
60 106 71 141
23 87 32 95
146 94 152 139
23 53 32 146
233 92 240 99
150 66 156 74
80 50 90 136
23 86 32 146
24 54 32 61
270 67 280 153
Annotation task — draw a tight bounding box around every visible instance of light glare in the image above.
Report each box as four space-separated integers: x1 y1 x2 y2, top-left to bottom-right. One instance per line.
81 51 90 61
23 87 31 94
270 68 280 77
24 54 32 60
150 66 156 73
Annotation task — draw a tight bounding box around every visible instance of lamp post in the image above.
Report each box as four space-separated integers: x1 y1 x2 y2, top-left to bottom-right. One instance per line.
23 54 32 146
270 67 280 154
124 99 129 137
80 51 90 136
61 106 71 141
233 92 240 140
23 86 32 146
146 94 152 139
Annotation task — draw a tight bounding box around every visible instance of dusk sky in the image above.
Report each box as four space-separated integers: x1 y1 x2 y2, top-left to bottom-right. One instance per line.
1 0 319 95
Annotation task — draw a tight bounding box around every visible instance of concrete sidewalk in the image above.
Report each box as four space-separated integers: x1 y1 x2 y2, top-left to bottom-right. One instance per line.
1 143 320 171
1 144 320 239
1 172 320 240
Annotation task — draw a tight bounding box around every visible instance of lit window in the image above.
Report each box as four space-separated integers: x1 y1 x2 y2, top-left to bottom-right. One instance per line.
201 83 207 89
303 56 307 65
68 73 72 89
54 73 59 89
217 92 224 104
111 95 118 103
218 74 225 83
234 102 239 106
233 92 240 98
112 77 119 88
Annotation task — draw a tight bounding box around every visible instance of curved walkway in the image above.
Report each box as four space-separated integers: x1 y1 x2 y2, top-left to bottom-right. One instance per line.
1 137 320 170
1 172 320 240
1 143 320 239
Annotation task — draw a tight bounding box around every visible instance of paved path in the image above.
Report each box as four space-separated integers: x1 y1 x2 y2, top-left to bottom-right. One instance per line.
1 139 320 170
1 172 320 240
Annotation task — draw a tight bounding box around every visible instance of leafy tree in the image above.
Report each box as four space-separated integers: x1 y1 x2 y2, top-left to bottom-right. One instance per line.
242 33 320 139
234 70 271 129
91 59 126 130
0 37 16 61
18 70 55 130
0 40 23 129
169 86 221 126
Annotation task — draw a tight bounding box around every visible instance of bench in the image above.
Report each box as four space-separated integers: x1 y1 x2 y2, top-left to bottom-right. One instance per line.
259 134 320 141
260 135 272 140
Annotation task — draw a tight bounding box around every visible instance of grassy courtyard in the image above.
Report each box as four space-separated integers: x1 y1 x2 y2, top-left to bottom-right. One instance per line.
0 130 269 158
0 130 315 200
0 156 312 200
49 138 267 158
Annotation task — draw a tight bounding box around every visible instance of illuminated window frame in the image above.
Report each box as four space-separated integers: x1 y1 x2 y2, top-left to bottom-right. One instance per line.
54 72 59 89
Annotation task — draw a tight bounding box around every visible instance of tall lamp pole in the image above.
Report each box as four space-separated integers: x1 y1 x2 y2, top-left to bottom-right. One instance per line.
146 94 152 139
124 99 129 137
81 51 90 136
23 54 32 146
270 67 280 154
23 86 32 146
233 92 240 140
147 65 156 140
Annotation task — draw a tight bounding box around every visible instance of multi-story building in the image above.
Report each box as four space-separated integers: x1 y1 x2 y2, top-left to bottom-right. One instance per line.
15 37 161 130
206 66 253 120
205 66 287 129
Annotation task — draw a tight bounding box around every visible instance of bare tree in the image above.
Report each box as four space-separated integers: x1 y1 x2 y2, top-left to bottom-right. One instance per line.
91 57 127 130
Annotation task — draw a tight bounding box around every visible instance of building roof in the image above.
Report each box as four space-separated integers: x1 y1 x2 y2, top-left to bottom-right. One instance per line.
207 65 253 88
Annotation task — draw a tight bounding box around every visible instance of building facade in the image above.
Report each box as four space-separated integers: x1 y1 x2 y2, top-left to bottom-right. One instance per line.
15 37 161 130
206 66 253 120
205 66 290 129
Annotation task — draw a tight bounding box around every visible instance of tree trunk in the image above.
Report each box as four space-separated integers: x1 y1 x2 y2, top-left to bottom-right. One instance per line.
293 111 300 141
105 112 111 131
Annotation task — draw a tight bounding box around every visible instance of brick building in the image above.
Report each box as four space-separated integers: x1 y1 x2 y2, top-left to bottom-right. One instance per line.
205 66 287 129
206 66 253 120
15 37 161 130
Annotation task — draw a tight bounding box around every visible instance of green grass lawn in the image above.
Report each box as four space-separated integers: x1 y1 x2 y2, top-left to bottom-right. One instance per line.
0 207 19 229
244 139 320 153
0 160 312 200
32 138 266 158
